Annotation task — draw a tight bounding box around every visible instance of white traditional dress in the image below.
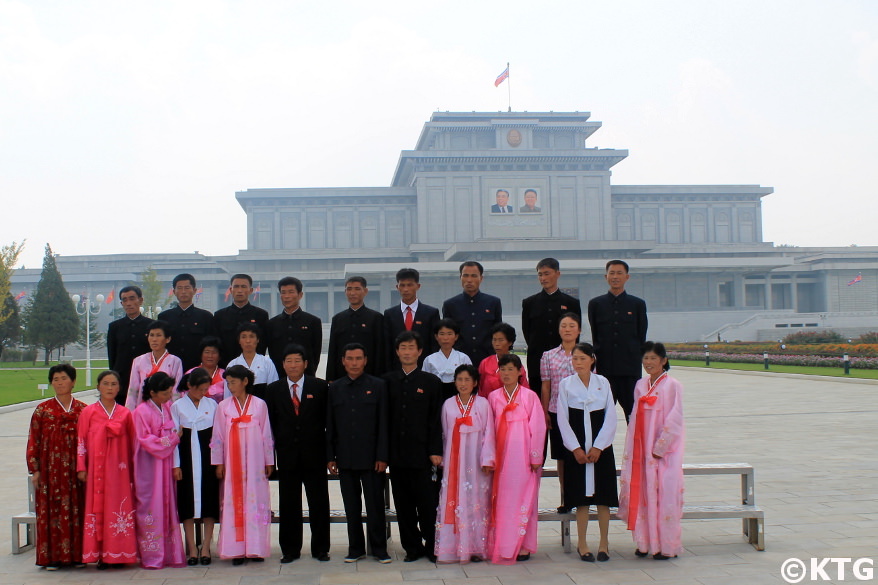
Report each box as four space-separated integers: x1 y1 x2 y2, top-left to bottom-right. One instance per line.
171 395 219 521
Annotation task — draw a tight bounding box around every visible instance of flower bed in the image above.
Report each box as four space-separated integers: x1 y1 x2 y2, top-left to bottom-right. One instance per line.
667 343 878 358
667 351 878 370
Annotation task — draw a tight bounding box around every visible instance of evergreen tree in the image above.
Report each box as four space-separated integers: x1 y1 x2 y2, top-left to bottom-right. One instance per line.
139 267 164 318
75 308 106 350
0 241 25 331
23 244 80 365
0 292 21 358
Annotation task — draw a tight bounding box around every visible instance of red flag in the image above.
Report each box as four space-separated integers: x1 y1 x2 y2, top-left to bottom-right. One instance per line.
166 286 174 298
224 288 231 302
105 289 115 304
14 291 26 301
494 66 509 87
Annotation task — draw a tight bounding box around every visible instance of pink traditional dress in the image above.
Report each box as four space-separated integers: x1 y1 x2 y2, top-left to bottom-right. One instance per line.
210 394 274 559
77 401 138 564
133 399 186 568
26 397 86 568
477 355 528 398
126 351 184 410
187 365 225 404
434 394 495 563
486 385 546 564
618 372 685 557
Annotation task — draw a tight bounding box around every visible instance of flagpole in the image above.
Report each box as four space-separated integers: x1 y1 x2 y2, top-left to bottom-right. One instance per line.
507 62 511 112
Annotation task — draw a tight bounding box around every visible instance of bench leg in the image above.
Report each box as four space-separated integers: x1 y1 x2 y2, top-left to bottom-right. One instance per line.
561 519 571 554
747 518 764 551
11 520 34 555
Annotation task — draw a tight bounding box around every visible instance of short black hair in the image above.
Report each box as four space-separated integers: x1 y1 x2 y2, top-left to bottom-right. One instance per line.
199 335 223 354
434 318 460 336
119 285 143 299
345 276 367 288
458 261 484 276
491 322 517 346
454 364 480 384
524 188 538 197
342 342 367 358
560 311 582 328
223 364 255 391
394 330 423 350
142 372 175 403
496 189 509 197
395 268 420 283
281 343 309 362
172 273 196 288
96 370 120 386
230 273 253 286
236 322 262 341
642 341 671 371
48 364 76 383
277 276 303 293
536 257 560 271
497 353 523 370
186 367 212 388
605 259 630 273
148 319 172 337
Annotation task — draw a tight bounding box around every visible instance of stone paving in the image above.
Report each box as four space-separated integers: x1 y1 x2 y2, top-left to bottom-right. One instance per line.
0 367 875 584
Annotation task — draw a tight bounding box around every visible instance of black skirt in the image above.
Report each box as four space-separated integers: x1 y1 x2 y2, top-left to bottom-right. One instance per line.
177 427 220 521
562 407 619 508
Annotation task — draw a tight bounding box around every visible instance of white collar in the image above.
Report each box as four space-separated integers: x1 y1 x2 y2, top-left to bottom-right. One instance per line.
400 299 420 313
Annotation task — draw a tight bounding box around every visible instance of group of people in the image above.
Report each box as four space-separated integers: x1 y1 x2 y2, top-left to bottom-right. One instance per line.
25 258 685 571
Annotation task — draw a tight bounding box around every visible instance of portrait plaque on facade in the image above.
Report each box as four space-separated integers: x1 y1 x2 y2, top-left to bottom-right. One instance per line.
506 129 522 147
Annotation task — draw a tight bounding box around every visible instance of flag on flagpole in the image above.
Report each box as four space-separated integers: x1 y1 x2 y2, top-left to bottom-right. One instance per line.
494 66 509 87
224 288 231 302
166 287 174 298
252 285 261 300
105 288 115 304
14 291 26 301
195 287 203 300
847 273 863 286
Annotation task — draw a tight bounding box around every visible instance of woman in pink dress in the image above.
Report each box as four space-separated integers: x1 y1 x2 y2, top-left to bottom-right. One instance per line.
77 370 138 568
435 364 495 563
133 372 186 568
486 354 546 564
211 364 275 565
618 342 685 560
477 323 527 398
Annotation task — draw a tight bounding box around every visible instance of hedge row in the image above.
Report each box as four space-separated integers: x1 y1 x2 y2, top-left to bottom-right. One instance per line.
667 351 878 370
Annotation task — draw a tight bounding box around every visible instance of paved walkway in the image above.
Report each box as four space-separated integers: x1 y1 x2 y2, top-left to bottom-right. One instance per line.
0 368 875 584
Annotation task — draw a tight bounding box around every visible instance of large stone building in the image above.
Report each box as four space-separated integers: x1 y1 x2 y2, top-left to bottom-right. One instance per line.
12 111 878 346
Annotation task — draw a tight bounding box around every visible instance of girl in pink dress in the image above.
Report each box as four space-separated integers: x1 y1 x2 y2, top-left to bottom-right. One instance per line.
77 370 137 568
486 354 546 564
618 342 685 560
435 364 495 563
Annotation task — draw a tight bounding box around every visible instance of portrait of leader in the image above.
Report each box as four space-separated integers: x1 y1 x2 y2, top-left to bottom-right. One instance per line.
519 188 542 213
491 189 514 214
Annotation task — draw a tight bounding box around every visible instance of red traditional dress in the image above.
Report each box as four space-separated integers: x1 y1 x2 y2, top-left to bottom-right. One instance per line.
477 354 528 398
77 401 138 564
26 397 86 567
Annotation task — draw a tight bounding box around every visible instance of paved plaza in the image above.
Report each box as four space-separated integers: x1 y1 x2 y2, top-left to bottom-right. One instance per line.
0 367 875 584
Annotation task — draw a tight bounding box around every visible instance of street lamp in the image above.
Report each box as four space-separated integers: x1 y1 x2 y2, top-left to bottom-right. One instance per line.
72 293 104 387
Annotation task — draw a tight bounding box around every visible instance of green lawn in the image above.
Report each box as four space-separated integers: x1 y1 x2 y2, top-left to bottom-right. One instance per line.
672 359 878 379
0 360 109 407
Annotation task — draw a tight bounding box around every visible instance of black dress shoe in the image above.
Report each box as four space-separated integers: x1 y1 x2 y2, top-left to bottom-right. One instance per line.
470 555 483 563
280 554 300 564
516 552 530 562
232 557 246 566
653 553 676 560
187 557 198 566
556 505 571 514
200 556 211 566
597 551 610 562
250 557 265 562
403 552 423 562
312 552 330 562
579 552 595 562
634 549 648 558
97 560 109 570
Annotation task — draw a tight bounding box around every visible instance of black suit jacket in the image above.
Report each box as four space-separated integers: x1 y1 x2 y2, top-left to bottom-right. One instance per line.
326 374 389 470
381 368 443 468
107 315 152 392
383 303 440 370
213 302 270 367
326 306 384 381
587 290 648 377
265 376 329 470
521 289 582 387
491 204 513 213
266 309 323 379
157 305 215 371
442 291 502 365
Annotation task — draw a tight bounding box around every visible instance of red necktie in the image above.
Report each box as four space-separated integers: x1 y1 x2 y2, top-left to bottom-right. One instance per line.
292 382 300 415
404 306 413 331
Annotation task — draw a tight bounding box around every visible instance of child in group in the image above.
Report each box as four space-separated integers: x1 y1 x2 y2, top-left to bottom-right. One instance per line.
211 365 274 565
171 368 219 566
225 323 278 400
434 364 495 564
486 354 546 564
77 370 137 568
618 342 685 560
133 372 186 569
423 318 472 400
126 320 183 410
477 322 527 398
26 364 86 570
556 343 617 562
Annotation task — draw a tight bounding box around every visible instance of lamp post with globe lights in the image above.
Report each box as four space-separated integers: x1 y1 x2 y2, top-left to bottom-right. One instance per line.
72 292 104 387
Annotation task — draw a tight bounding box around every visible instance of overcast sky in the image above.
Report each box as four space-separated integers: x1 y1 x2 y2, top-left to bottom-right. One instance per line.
2 0 876 269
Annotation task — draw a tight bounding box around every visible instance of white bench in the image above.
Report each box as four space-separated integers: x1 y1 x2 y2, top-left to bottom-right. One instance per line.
11 478 36 554
543 463 765 553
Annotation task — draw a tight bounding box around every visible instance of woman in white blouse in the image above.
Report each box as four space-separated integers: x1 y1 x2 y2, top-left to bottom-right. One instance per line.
556 343 618 563
423 319 473 400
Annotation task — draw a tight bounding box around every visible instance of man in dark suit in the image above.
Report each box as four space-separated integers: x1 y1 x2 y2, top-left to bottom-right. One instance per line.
521 258 582 393
107 285 151 406
383 268 440 370
213 274 269 367
266 277 323 379
264 344 331 563
490 189 513 213
326 277 383 381
327 343 391 564
158 273 215 371
442 261 502 365
381 331 443 563
587 259 648 423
